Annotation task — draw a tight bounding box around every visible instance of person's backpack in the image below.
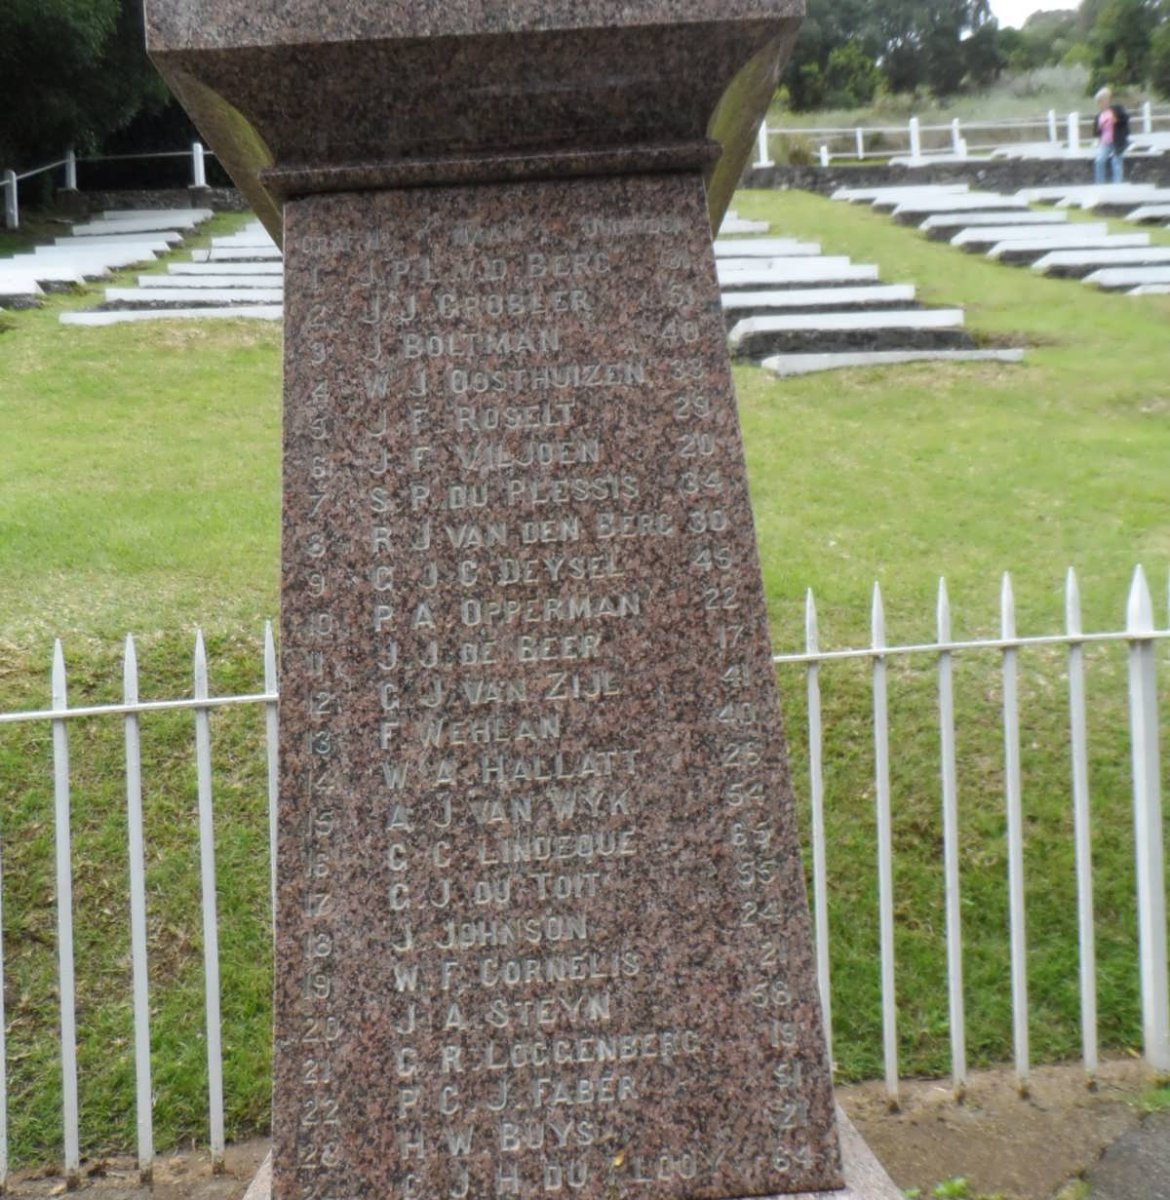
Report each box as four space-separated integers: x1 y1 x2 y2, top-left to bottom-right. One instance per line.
1112 104 1130 152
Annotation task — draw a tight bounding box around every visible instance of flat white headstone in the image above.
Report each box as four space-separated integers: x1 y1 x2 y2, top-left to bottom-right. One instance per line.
951 221 1109 247
714 238 821 258
728 307 964 350
1 259 90 285
1125 204 1170 223
100 207 214 221
920 210 1069 231
136 272 284 289
721 284 916 311
193 246 283 262
718 258 880 286
889 194 1029 216
168 261 284 276
988 233 1150 259
60 305 283 325
1083 265 1170 289
1031 247 1170 274
104 285 284 304
55 233 178 250
761 348 1024 377
832 183 970 202
1128 283 1170 294
1016 184 1161 203
720 215 769 234
0 273 48 300
70 215 199 235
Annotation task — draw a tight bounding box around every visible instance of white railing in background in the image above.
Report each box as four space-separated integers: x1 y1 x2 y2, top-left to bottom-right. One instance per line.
753 100 1170 167
0 568 1167 1176
0 624 278 1187
1 142 216 231
773 565 1170 1107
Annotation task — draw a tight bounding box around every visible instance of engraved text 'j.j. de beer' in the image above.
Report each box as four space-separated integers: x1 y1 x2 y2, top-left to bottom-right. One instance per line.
278 179 835 1200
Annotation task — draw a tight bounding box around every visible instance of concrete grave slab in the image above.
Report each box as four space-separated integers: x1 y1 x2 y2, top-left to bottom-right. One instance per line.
167 260 283 275
1083 265 1170 289
831 183 969 202
718 259 881 288
720 214 769 233
886 194 1028 219
714 238 822 257
989 233 1150 264
1 258 91 286
729 308 968 358
192 246 283 262
722 284 917 320
1128 283 1170 294
100 207 214 221
104 285 284 304
920 210 1069 234
1125 204 1170 223
761 348 1024 377
60 305 283 325
951 221 1109 248
69 215 200 235
1031 247 1170 277
136 272 284 288
54 233 178 251
0 274 47 306
1016 184 1162 204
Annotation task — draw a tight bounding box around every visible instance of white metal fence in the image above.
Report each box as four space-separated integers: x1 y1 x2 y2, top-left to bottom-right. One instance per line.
754 101 1170 166
0 569 1167 1179
2 143 216 231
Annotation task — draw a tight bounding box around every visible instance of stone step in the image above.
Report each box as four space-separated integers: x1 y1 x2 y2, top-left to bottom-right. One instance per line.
713 238 821 258
721 284 917 322
192 246 283 262
1083 265 1170 290
168 261 283 276
69 215 202 235
760 348 1024 377
60 305 283 326
832 183 970 202
1031 247 1170 278
728 308 968 358
104 286 284 305
990 233 1150 264
718 259 880 288
1125 204 1170 223
920 210 1069 238
952 221 1109 249
136 272 284 289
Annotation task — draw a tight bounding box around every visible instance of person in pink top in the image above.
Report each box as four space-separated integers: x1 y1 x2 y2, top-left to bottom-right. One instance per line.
1094 86 1125 184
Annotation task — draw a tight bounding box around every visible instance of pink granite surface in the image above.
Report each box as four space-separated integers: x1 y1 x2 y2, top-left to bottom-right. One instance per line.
273 171 841 1200
144 2 800 238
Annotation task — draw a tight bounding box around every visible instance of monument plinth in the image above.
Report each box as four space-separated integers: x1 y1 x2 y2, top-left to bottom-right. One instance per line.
146 4 900 1198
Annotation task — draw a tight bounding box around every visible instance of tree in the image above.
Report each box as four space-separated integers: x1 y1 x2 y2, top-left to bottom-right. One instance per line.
0 0 170 169
1086 0 1160 87
1151 18 1170 95
824 42 883 107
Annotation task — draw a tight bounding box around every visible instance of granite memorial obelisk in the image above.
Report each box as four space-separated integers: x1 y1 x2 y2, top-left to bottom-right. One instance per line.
146 5 899 1197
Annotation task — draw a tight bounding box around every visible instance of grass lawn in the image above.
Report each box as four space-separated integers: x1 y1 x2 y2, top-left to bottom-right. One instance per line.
0 193 1168 1164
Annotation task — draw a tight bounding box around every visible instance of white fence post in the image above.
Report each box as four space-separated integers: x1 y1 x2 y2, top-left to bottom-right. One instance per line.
1000 575 1031 1096
63 147 78 191
855 127 865 160
1125 566 1170 1075
123 636 154 1181
191 141 208 189
805 591 832 1071
3 170 17 230
194 632 226 1172
819 144 830 167
1048 109 1058 144
951 118 962 154
936 580 966 1098
1065 570 1098 1082
51 642 81 1188
871 584 899 1108
1068 112 1080 153
1142 100 1153 136
754 122 773 168
908 116 921 161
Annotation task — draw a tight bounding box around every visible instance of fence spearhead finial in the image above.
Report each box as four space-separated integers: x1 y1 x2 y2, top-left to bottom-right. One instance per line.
1001 572 1016 639
124 635 139 705
871 581 886 651
1065 568 1082 637
1127 564 1153 636
52 640 67 710
937 577 951 643
194 629 209 700
805 589 819 655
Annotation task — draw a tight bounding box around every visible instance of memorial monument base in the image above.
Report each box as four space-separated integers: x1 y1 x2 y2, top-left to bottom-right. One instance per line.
241 1112 902 1200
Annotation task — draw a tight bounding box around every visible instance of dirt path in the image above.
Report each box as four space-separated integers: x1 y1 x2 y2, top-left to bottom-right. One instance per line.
1 1060 1152 1200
